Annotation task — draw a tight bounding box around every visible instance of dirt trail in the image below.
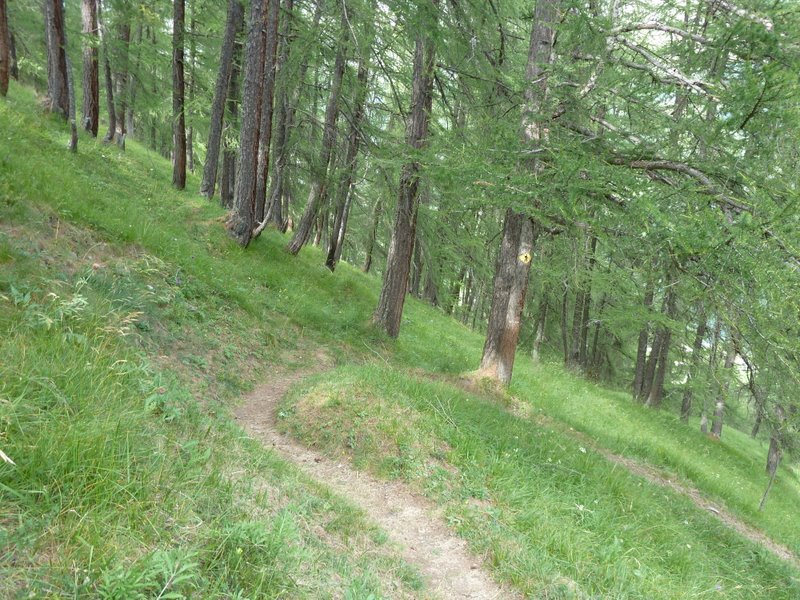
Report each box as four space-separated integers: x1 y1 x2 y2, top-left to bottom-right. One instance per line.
235 364 520 600
505 398 800 571
597 445 800 569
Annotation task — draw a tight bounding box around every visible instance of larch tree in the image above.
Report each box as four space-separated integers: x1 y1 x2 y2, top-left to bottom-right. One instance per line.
172 0 187 189
477 0 558 385
99 0 116 143
228 0 268 247
372 0 438 338
253 0 281 226
325 50 370 271
43 0 69 117
200 0 244 199
81 0 99 136
286 0 350 255
0 0 9 97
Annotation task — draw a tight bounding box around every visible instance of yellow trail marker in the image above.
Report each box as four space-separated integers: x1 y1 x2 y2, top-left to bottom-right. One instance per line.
518 252 532 264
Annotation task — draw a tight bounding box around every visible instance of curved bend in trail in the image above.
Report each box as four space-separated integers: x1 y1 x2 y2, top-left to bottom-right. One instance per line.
235 367 520 600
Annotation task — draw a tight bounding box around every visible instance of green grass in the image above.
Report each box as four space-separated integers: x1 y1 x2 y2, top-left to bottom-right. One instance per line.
281 364 800 598
0 87 425 598
1 82 799 598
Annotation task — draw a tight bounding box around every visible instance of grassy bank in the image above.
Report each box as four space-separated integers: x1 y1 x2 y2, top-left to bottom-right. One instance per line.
1 84 799 598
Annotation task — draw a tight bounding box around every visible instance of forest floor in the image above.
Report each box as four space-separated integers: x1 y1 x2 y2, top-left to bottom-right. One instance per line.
235 352 519 599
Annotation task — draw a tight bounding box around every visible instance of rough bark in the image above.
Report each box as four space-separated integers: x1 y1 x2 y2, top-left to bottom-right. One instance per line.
200 0 243 199
326 53 369 271
710 341 736 438
221 35 243 209
228 0 268 246
477 0 557 384
363 198 383 273
43 0 69 117
253 0 281 223
0 0 11 97
478 211 535 384
372 4 437 338
99 0 116 143
286 4 349 255
172 0 187 189
80 0 99 135
680 313 707 423
186 15 195 172
632 279 655 398
645 281 676 408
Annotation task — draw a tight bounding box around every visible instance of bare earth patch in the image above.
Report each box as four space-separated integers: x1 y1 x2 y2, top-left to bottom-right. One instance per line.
235 361 520 600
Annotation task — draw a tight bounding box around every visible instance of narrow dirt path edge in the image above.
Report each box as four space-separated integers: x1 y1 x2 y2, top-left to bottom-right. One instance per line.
234 362 521 600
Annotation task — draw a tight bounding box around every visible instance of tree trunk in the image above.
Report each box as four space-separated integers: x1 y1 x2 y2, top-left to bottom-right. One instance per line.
125 23 143 138
640 327 662 403
186 14 196 172
286 4 349 255
8 29 16 81
568 234 596 369
363 198 383 273
578 237 597 368
220 40 241 207
477 0 557 384
680 313 707 423
632 279 654 398
372 5 437 338
113 19 131 147
478 211 535 384
589 293 606 371
710 341 736 438
560 279 569 364
645 282 676 408
228 0 268 246
267 0 320 231
220 35 242 209
172 0 187 189
43 0 69 117
326 52 369 271
66 49 78 152
760 404 785 511
532 296 548 363
701 319 721 434
253 0 281 224
200 0 243 199
80 0 100 135
99 0 116 143
0 0 9 97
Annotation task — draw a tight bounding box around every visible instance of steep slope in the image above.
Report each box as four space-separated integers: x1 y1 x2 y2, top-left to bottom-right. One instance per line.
1 86 799 598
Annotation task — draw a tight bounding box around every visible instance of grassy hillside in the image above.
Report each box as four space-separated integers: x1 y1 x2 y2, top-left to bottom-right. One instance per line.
1 85 799 598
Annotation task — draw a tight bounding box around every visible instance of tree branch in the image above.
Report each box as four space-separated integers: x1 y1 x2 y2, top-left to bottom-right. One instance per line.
605 22 712 45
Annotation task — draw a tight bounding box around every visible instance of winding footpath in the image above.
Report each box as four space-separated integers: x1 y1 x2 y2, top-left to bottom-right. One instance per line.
234 365 520 600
